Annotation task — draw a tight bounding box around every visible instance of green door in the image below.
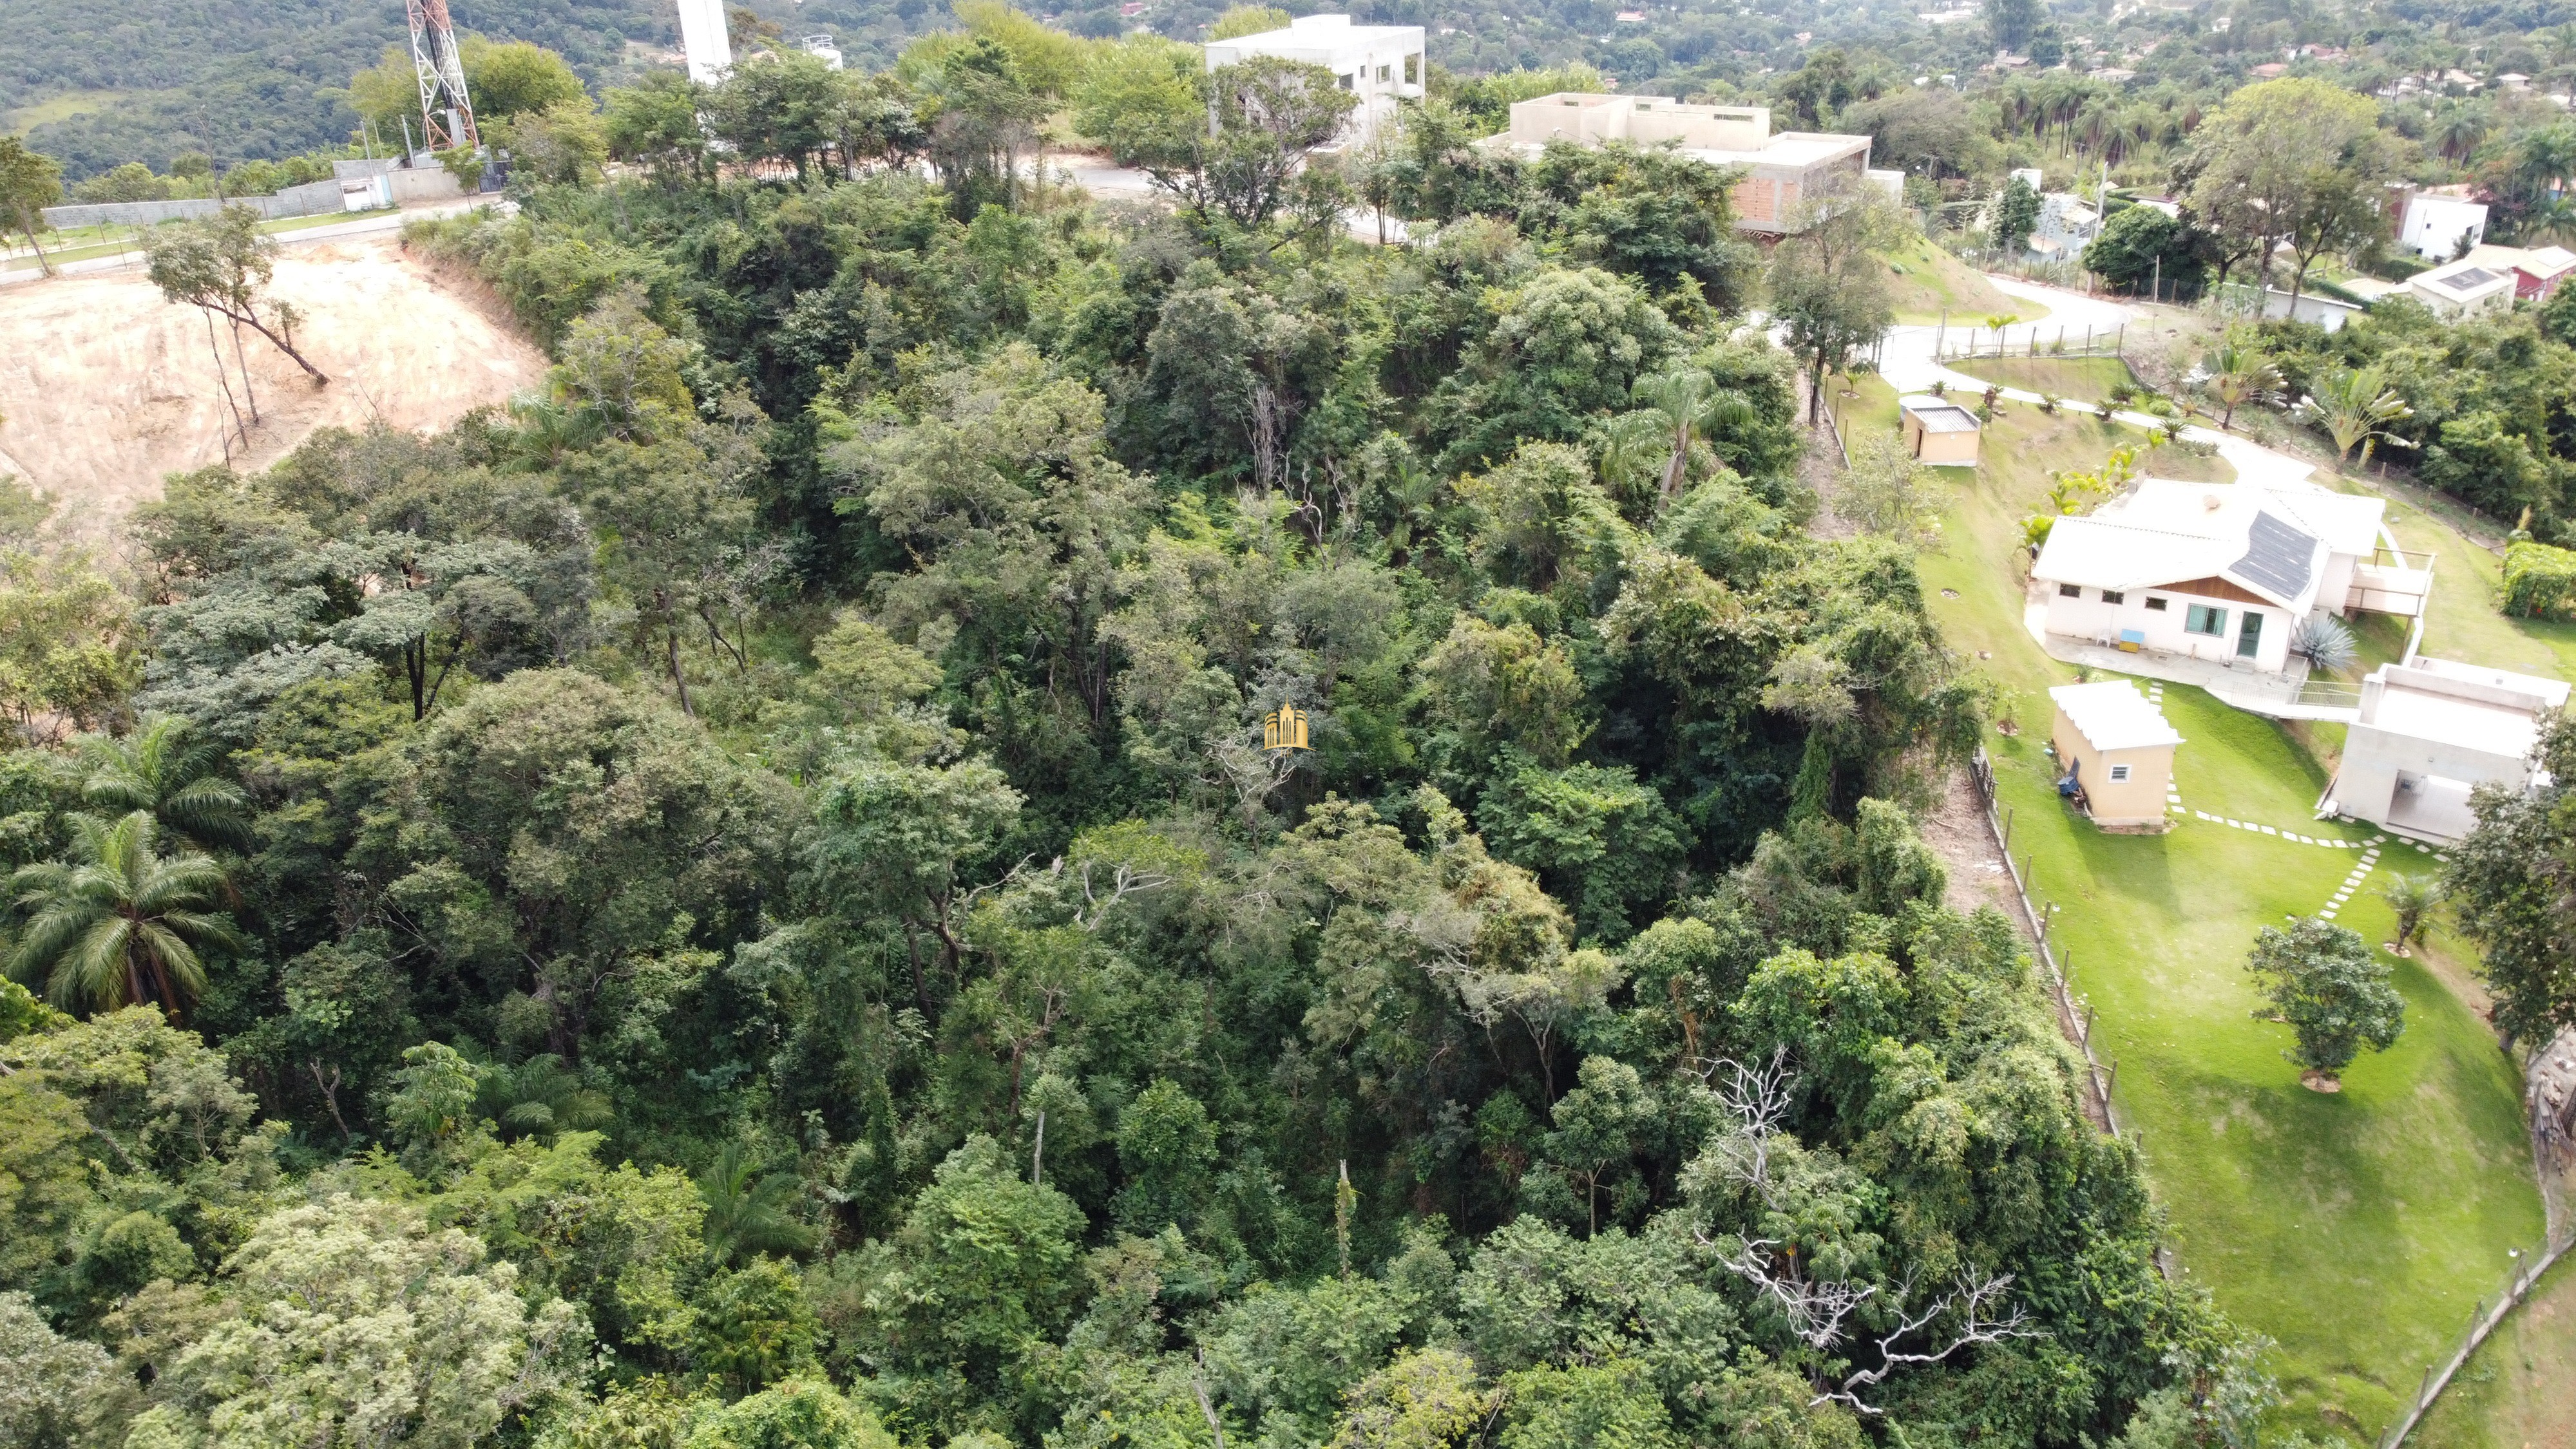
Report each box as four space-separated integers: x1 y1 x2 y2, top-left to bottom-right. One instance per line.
2237 610 2262 659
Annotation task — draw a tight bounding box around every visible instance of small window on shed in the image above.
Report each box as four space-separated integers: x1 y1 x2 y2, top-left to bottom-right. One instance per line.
2144 596 2168 611
2102 589 2125 605
2108 764 2132 782
2058 583 2081 598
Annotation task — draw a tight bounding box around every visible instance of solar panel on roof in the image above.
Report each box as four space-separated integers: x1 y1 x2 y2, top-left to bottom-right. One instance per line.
2439 267 2500 289
2230 510 2315 601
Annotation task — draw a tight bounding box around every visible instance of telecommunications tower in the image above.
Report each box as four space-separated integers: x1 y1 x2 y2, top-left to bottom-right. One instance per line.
406 0 480 153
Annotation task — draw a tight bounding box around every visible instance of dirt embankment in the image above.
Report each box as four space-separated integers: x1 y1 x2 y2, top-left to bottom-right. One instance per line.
0 236 546 542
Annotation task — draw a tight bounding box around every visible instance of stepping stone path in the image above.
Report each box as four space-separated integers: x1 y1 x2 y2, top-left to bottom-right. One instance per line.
2317 838 2383 921
2146 684 2188 816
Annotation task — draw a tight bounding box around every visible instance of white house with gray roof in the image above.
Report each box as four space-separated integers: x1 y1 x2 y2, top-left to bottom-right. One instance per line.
2030 480 2431 676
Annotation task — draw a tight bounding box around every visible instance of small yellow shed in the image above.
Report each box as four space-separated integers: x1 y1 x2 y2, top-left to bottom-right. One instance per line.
1898 395 1982 466
2047 680 2182 829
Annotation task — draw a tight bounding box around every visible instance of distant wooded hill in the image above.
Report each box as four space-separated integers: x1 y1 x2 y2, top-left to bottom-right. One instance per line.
0 0 674 176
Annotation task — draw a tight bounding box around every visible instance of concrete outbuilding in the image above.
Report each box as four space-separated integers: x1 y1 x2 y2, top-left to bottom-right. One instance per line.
2323 657 2570 842
2048 681 2184 829
1898 395 1981 466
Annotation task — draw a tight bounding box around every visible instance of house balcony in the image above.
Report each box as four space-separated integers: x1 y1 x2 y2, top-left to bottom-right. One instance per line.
2346 547 2434 618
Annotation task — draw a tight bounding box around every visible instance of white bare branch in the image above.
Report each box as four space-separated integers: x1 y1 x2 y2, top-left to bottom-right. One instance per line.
1701 1047 1797 1203
1709 1236 1876 1349
1811 1268 2037 1416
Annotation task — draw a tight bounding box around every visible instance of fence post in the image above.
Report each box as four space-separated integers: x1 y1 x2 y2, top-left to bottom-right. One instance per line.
2104 1058 2118 1100
2003 806 2014 851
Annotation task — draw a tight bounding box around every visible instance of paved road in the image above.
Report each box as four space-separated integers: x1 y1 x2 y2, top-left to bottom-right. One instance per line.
1876 274 2320 491
0 198 502 288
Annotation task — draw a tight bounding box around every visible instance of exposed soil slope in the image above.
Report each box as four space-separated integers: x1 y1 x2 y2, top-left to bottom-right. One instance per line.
0 236 544 539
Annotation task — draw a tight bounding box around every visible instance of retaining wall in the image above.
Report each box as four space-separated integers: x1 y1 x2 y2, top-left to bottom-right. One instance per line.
43 175 355 231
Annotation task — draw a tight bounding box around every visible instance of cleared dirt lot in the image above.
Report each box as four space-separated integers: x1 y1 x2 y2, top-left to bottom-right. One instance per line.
0 236 544 540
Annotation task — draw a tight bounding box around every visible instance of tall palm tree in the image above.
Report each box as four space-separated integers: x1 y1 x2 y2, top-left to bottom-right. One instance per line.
9 811 241 1018
1630 367 1757 500
77 715 253 854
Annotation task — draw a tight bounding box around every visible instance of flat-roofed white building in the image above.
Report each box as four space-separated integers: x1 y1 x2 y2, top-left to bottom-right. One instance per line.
1204 14 1426 148
2325 657 2571 841
2407 257 2517 317
1480 93 1898 232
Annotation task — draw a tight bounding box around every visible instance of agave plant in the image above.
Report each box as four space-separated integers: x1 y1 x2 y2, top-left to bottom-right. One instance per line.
2288 614 2358 674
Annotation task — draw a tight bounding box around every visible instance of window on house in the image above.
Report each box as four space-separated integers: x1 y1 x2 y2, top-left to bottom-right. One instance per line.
2237 610 2263 658
1337 73 1354 89
2184 603 2228 636
2108 764 2132 782
1406 55 1420 83
1377 64 1391 81
2144 596 2168 611
2059 583 2081 598
2101 589 2124 604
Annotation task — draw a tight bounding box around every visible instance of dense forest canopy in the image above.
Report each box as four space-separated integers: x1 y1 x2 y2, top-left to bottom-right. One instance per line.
0 42 2244 1449
33 1 2576 1446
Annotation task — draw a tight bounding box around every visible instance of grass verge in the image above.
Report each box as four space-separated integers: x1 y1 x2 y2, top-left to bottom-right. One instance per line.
1879 237 2049 325
1835 376 2548 1442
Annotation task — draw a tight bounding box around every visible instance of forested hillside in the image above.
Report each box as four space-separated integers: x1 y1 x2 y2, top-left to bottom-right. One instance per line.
0 19 2272 1449
0 0 666 175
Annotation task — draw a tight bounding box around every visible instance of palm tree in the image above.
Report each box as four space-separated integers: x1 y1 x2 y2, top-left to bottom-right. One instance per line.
77 715 253 854
8 811 241 1018
2377 874 2439 956
2306 365 2413 465
2207 339 2280 431
1630 367 1756 500
698 1141 819 1263
2432 109 2488 165
475 1054 611 1142
2526 194 2576 245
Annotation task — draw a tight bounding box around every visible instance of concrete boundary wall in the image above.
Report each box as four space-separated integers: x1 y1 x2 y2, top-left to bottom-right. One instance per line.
43 174 399 231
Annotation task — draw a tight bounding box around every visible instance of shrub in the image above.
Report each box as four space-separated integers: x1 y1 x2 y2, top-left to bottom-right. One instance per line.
2501 536 2576 620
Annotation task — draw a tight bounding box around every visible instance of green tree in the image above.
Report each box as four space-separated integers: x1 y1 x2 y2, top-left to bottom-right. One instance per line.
1069 35 1203 166
700 1141 819 1264
605 72 712 184
2081 205 2208 297
0 138 64 278
2183 79 2393 310
1498 1360 1677 1449
145 205 327 387
2243 916 2405 1085
2447 712 2576 1046
683 1379 894 1449
1208 5 1292 39
1770 176 1900 423
1114 1077 1219 1234
1131 56 1357 228
1331 1348 1498 1449
0 1289 112 1449
121 1196 588 1449
461 39 589 120
1991 176 2040 254
8 812 240 1019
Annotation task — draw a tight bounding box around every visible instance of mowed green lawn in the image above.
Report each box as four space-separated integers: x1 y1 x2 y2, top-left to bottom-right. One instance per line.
1838 377 2550 1440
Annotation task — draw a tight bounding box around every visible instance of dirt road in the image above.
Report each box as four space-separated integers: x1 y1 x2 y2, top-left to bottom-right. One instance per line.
0 234 544 541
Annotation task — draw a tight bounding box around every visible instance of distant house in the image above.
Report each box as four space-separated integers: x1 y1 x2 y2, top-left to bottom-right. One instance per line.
2407 258 2516 317
2396 190 2490 260
2027 191 2101 260
2325 658 2571 842
2459 242 2576 299
1204 14 1427 147
2048 681 2184 829
2251 62 2289 78
2031 480 2430 675
1480 94 1901 232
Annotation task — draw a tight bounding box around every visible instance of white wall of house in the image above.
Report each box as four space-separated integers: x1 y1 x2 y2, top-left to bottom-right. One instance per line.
2399 195 2489 260
1206 15 1427 147
2041 585 2295 672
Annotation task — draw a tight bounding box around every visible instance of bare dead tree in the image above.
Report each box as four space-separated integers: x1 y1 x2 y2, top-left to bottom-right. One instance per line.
1813 1269 2036 1415
1701 1047 1798 1204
